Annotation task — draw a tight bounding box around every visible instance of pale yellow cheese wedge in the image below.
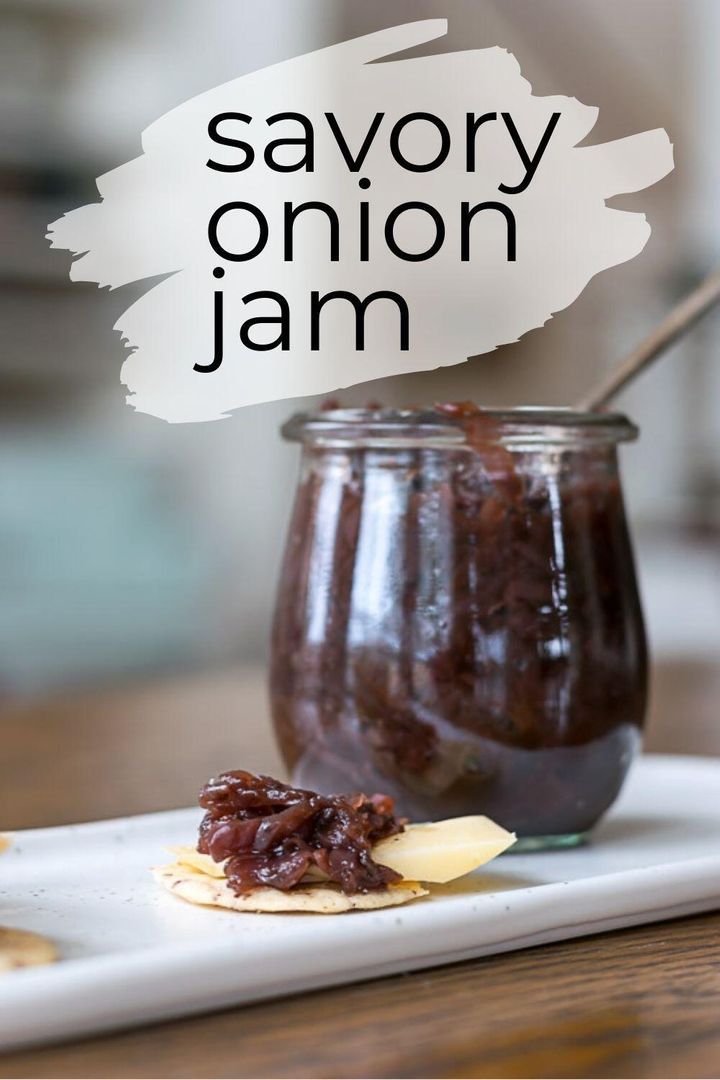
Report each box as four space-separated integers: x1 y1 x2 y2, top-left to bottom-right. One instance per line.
168 845 225 878
170 814 514 887
372 816 515 883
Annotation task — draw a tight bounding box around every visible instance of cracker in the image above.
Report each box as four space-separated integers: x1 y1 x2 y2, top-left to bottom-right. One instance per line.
153 862 427 914
0 927 57 972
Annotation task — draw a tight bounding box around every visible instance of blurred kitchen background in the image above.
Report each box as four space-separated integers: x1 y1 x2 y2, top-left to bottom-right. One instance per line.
1 0 720 781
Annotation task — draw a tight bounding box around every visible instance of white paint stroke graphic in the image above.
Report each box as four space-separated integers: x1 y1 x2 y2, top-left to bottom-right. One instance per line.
48 20 673 423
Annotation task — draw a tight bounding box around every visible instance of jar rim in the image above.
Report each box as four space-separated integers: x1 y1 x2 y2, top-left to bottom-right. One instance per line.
282 406 638 448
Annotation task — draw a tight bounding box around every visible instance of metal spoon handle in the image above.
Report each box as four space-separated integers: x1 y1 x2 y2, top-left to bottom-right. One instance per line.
576 268 720 412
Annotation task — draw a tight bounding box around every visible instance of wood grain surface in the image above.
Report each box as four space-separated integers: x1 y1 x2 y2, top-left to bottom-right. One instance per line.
1 659 716 831
1 660 719 1079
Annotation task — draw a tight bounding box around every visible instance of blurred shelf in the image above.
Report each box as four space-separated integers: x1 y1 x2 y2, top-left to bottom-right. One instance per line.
0 0 130 12
0 195 81 284
636 529 720 659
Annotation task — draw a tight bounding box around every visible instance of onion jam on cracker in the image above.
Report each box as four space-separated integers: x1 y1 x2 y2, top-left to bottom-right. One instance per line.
153 769 515 914
197 770 405 895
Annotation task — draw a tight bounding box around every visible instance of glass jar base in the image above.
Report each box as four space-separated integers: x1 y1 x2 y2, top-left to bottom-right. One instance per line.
510 832 588 853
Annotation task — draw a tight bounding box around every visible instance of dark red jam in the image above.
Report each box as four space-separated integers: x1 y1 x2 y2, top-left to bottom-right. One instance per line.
198 770 403 894
270 405 648 840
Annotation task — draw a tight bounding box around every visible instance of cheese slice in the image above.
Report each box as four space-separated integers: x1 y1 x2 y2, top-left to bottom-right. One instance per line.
372 816 515 883
169 815 514 886
168 845 225 878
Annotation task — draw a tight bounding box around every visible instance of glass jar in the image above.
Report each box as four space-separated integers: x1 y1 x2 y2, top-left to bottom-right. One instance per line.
270 406 648 848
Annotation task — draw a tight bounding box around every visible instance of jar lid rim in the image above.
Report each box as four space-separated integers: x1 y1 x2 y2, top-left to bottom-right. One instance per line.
283 406 638 444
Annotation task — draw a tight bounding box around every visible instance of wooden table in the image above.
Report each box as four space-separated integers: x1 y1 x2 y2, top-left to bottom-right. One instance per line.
1 662 719 1079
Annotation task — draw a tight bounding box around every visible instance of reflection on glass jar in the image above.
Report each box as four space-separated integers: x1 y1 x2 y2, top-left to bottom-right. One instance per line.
270 406 648 848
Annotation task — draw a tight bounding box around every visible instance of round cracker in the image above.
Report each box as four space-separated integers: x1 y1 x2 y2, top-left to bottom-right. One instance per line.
0 927 57 972
153 863 427 914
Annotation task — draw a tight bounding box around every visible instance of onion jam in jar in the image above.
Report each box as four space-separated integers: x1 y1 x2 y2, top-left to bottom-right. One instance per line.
270 405 648 849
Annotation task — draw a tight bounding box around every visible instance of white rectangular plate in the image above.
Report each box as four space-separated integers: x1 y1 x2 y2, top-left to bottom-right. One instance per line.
1 754 719 1051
